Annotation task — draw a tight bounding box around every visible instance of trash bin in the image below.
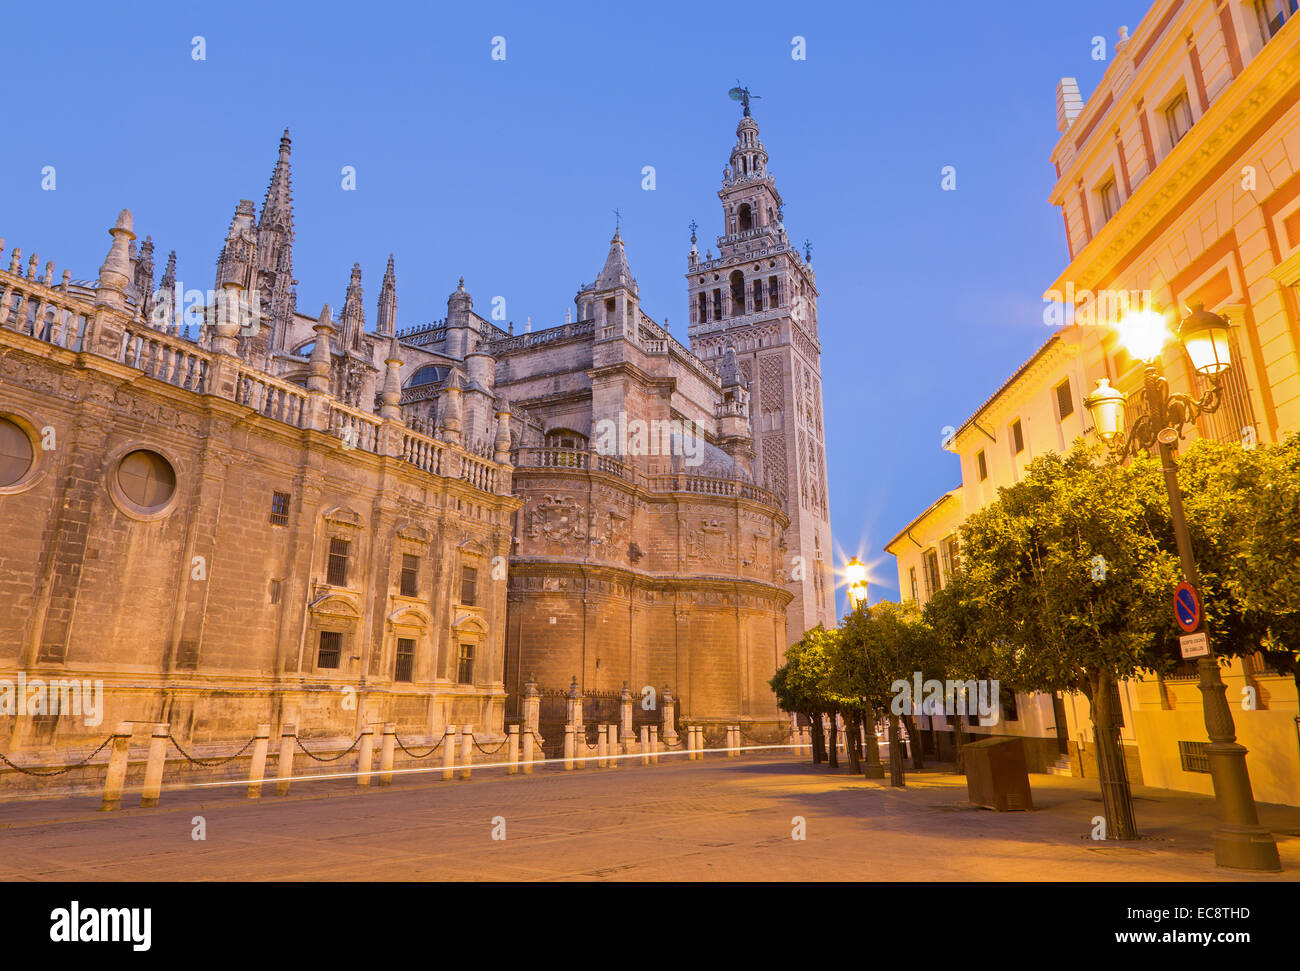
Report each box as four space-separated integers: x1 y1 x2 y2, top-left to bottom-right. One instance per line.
962 736 1033 811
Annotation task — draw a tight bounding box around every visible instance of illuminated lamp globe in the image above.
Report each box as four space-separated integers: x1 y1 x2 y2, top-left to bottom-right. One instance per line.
1083 378 1127 443
1177 303 1232 376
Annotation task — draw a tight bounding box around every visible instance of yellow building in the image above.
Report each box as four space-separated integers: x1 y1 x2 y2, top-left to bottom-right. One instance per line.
890 0 1300 804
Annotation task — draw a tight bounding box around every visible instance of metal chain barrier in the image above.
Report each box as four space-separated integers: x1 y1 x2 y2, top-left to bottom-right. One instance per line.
394 732 444 759
0 735 115 777
295 732 363 763
167 734 257 768
470 732 509 756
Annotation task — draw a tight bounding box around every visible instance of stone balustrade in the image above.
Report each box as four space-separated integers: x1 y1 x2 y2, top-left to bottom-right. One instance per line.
0 240 513 494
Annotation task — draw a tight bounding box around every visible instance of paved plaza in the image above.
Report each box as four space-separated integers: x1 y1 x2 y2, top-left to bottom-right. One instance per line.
1 754 1298 881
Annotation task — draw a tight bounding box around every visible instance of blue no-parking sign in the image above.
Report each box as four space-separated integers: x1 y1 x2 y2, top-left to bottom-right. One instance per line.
1174 581 1201 633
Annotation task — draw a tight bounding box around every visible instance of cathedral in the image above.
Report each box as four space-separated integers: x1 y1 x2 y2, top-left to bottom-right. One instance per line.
0 106 834 767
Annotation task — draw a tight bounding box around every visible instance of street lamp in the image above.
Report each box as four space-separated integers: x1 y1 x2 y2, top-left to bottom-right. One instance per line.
845 556 869 611
1083 304 1281 872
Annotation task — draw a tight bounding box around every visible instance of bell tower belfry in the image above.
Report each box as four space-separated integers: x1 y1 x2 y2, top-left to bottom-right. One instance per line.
686 97 835 646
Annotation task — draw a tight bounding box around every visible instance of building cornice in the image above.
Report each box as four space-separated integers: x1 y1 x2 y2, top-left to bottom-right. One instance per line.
1047 30 1300 294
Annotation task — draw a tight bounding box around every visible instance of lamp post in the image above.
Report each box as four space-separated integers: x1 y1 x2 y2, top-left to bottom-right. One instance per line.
1083 304 1280 872
843 557 886 779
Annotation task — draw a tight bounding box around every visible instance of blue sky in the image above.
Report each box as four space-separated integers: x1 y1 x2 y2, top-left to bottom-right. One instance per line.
0 0 1149 611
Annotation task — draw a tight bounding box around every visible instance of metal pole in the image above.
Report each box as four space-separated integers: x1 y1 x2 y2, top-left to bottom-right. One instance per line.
1155 426 1280 871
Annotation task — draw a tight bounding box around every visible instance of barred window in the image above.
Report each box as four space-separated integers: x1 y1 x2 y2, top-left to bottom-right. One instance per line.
460 565 478 606
400 554 419 597
327 538 351 586
456 642 474 685
1193 331 1256 446
940 534 961 578
317 630 342 669
1179 740 1210 773
394 637 415 682
269 491 290 526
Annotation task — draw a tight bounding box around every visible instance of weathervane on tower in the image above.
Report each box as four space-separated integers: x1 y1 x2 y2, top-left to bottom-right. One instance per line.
728 84 760 117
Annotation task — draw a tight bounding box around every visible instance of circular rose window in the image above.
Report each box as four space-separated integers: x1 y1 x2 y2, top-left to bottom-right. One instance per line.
0 417 34 487
116 449 176 511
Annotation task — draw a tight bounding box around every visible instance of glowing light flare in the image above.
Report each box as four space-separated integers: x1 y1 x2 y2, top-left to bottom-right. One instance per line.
1114 308 1173 364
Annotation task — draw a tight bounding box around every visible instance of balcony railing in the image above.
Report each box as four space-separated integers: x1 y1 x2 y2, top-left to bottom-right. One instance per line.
512 446 783 509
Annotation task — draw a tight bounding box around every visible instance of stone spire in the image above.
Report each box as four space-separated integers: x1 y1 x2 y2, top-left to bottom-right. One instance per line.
216 200 257 290
380 335 403 420
134 235 155 323
439 368 463 444
307 304 334 392
340 262 365 351
376 254 397 337
259 129 294 237
595 227 635 293
96 209 135 310
158 250 179 335
256 129 296 353
493 397 512 465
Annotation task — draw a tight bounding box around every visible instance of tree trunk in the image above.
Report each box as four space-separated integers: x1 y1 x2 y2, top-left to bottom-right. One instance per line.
951 716 967 774
887 713 906 787
901 712 924 771
826 710 840 768
862 706 885 778
1090 670 1139 841
845 710 862 773
809 711 826 763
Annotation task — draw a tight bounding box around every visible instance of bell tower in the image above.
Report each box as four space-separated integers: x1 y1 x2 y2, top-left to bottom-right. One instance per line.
686 98 835 646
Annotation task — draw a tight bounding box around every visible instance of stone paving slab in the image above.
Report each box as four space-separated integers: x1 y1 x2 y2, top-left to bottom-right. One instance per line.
0 755 1297 881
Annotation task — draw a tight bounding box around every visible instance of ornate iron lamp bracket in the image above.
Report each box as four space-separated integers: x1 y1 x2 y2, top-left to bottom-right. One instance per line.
1106 365 1223 463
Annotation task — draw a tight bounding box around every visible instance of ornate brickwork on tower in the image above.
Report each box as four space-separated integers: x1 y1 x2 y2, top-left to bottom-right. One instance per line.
686 107 836 645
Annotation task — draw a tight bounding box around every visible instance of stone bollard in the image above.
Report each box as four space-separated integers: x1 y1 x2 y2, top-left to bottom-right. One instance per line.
100 722 133 812
640 725 650 766
507 725 520 775
563 725 574 770
649 726 659 764
460 727 473 780
275 723 296 796
522 728 534 774
606 724 619 769
356 724 375 787
692 725 702 760
574 725 586 770
729 725 740 757
247 723 271 799
441 725 457 781
619 682 635 749
597 726 607 768
140 723 169 808
523 677 541 741
661 685 679 746
378 723 396 786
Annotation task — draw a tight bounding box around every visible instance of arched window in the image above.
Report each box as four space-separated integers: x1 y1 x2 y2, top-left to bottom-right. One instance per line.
729 271 746 316
697 292 708 323
406 364 447 387
737 204 752 232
